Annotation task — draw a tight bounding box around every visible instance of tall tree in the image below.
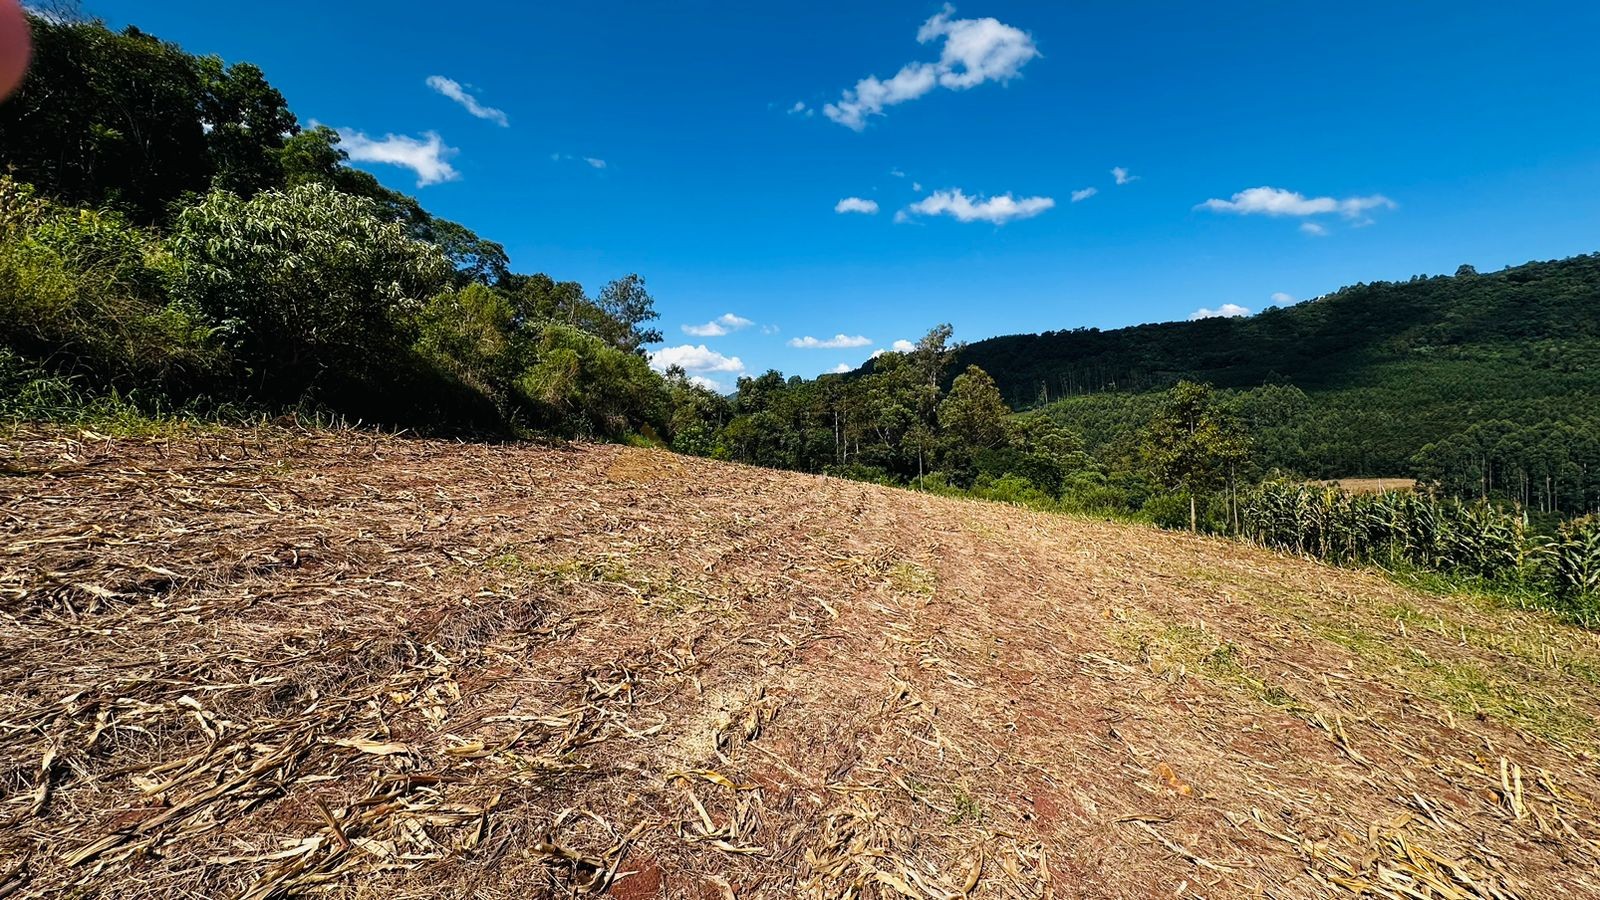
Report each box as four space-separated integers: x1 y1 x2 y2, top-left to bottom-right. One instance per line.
1139 381 1251 531
938 365 1010 450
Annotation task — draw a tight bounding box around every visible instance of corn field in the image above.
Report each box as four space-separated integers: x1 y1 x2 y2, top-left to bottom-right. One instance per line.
1240 482 1600 617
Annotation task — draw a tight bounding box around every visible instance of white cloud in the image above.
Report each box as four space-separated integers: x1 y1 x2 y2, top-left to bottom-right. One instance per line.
648 344 745 374
682 313 755 337
912 182 923 192
334 128 459 186
890 167 907 178
790 334 872 349
870 339 917 359
583 157 607 169
1270 292 1296 305
1112 166 1137 185
835 197 880 215
1300 222 1329 236
901 188 1054 225
425 76 509 127
1198 186 1395 219
1071 187 1097 203
760 324 780 335
829 363 853 374
1189 303 1252 320
823 5 1039 130
689 375 727 392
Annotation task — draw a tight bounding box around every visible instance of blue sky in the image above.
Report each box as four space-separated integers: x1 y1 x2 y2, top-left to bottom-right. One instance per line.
100 1 1600 389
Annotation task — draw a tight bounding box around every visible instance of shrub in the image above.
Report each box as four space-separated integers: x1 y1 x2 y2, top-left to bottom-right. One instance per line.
164 183 452 399
0 177 221 391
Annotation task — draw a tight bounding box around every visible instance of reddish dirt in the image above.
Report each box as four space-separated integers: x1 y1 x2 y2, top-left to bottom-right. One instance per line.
2 428 1599 899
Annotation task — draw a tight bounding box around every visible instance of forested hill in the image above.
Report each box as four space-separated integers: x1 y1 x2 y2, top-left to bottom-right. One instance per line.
958 255 1600 408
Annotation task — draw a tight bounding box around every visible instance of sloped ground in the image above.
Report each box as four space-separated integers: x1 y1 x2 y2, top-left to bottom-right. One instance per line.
3 429 1600 899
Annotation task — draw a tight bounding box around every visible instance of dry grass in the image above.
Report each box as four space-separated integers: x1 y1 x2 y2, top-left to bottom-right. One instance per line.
1318 478 1418 494
2 428 1598 899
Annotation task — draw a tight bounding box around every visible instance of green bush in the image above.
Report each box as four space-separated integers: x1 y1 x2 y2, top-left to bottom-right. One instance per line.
518 324 670 438
164 183 452 399
0 177 221 391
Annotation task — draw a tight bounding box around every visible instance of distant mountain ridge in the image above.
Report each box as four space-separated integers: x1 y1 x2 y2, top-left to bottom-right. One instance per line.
948 253 1600 479
956 253 1600 407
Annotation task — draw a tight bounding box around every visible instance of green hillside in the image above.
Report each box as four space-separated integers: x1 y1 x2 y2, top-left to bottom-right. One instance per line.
957 256 1600 484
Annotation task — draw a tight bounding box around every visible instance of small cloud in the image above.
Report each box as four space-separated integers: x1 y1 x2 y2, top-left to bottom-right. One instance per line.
787 101 814 118
890 167 907 178
760 324 781 335
790 334 872 349
1270 291 1296 304
648 344 746 374
1198 186 1395 219
829 363 852 374
583 157 607 169
1300 222 1329 236
1189 303 1252 320
835 197 880 215
1071 187 1098 203
871 339 916 359
688 375 726 392
682 313 755 337
425 75 509 127
1112 166 1137 185
900 188 1053 225
823 4 1040 130
334 128 460 187
912 181 923 192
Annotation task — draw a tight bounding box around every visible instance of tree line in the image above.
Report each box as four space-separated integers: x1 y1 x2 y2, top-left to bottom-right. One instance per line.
1 11 670 437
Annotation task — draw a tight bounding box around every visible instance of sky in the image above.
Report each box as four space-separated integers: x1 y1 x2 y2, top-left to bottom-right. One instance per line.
95 1 1600 390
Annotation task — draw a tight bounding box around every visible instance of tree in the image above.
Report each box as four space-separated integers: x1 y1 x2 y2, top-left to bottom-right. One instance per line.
595 273 663 352
164 183 452 397
1139 381 1251 531
938 365 1009 450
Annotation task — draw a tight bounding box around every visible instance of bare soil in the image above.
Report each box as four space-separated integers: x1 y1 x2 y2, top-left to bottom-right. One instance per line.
3 429 1598 899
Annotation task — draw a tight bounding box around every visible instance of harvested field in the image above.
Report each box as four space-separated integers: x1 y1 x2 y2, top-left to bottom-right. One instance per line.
3 428 1600 899
1318 478 1418 495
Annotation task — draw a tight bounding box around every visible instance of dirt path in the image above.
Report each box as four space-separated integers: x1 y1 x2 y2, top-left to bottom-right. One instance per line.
2 429 1598 898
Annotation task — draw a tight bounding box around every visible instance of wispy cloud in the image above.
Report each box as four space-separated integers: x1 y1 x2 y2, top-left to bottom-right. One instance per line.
823 4 1040 130
1270 292 1296 304
1112 166 1138 185
1190 303 1251 320
899 188 1053 225
835 197 880 215
648 344 745 374
334 128 459 186
1300 222 1329 236
1070 187 1098 203
682 313 755 337
790 334 872 349
425 76 509 127
1198 186 1395 219
583 157 607 169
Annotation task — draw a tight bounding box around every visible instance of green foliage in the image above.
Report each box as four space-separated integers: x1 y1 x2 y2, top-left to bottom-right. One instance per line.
0 177 222 390
1138 381 1251 530
0 14 296 223
938 365 1010 451
972 256 1600 497
1549 516 1600 607
164 183 453 398
519 324 670 438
